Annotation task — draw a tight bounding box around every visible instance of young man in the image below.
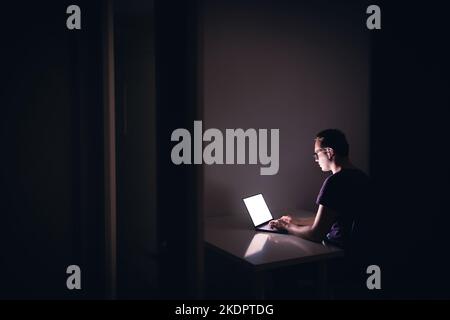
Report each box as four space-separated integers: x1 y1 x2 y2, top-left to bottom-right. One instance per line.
270 129 370 248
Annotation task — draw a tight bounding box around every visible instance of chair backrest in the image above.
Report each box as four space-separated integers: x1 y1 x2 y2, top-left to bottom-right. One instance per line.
347 209 377 268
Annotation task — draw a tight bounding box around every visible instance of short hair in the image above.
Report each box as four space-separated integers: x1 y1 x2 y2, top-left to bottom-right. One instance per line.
315 129 349 157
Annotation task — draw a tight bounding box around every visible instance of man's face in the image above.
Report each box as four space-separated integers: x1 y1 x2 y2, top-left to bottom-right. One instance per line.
314 140 331 172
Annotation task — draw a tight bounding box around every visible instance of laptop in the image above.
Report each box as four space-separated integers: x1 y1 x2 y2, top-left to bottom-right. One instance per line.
242 194 287 233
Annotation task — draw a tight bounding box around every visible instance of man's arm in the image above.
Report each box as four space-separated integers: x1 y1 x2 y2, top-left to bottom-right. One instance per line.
273 205 337 242
278 215 315 226
291 216 315 226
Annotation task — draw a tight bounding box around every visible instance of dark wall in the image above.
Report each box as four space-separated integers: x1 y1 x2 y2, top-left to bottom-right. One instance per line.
201 0 370 218
0 1 105 299
154 0 202 298
370 1 450 298
0 0 203 300
115 2 158 298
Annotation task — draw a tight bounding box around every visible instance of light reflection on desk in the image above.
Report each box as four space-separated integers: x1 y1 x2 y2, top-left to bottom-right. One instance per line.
244 233 269 258
205 216 343 269
266 233 316 254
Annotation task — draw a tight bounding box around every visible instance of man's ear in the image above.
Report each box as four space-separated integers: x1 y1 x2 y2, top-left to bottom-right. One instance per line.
327 148 335 160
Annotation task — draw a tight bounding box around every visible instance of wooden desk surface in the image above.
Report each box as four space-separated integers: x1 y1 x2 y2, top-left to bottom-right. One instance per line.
205 209 344 271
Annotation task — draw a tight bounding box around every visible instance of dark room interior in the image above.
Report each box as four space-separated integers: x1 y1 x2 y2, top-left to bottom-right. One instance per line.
0 0 449 303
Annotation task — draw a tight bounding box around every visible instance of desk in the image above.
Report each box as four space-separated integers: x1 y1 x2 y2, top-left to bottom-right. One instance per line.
204 209 344 299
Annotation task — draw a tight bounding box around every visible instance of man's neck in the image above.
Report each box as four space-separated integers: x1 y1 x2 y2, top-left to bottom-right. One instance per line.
330 158 354 174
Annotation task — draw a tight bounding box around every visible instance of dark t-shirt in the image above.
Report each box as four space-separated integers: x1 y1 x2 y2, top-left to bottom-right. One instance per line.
316 168 370 248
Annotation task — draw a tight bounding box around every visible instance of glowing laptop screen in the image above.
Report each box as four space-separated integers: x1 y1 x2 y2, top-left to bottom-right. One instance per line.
243 194 273 227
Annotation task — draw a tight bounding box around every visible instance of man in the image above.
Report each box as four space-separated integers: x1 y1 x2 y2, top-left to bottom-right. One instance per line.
270 129 370 248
